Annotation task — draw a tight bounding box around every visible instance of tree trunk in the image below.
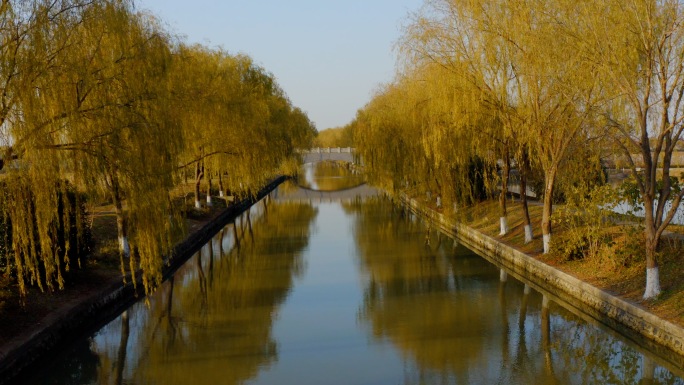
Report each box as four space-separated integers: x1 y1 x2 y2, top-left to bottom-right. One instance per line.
108 170 130 264
519 149 533 243
113 194 129 258
541 166 557 254
643 224 661 299
206 170 212 207
499 147 510 236
194 161 204 209
218 172 224 198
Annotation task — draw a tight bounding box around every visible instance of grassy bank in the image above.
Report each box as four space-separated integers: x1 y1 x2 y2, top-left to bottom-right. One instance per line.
410 193 684 328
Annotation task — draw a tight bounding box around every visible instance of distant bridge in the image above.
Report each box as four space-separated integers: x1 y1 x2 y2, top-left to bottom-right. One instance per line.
298 147 358 164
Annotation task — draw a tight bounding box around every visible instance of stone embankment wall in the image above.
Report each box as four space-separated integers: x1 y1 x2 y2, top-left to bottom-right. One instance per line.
401 194 684 367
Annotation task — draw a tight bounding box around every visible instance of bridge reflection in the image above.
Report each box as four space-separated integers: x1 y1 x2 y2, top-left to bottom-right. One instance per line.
271 180 379 203
282 150 372 202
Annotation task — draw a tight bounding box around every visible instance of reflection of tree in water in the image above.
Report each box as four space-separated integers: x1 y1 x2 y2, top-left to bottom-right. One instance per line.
275 179 301 195
349 197 508 382
34 200 318 385
298 161 364 191
542 309 684 385
348 197 683 385
127 201 317 385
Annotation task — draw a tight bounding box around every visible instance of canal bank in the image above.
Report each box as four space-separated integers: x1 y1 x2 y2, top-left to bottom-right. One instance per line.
0 176 286 384
400 193 684 368
13 165 684 384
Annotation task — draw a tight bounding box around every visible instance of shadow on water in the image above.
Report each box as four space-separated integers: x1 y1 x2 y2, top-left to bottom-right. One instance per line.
23 198 318 385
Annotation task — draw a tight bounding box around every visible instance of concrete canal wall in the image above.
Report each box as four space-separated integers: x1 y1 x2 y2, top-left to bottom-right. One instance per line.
401 194 684 367
0 176 287 384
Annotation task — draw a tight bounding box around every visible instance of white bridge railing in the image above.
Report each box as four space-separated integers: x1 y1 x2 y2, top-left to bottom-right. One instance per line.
298 147 355 154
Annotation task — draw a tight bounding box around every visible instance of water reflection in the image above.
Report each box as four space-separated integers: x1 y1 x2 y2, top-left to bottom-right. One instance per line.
297 161 364 191
25 200 318 385
348 197 684 385
19 178 684 385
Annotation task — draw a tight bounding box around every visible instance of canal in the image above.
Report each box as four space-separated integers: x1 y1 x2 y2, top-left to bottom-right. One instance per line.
23 162 684 384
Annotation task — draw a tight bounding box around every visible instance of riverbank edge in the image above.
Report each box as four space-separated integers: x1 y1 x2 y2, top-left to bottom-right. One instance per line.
0 175 286 384
400 193 684 366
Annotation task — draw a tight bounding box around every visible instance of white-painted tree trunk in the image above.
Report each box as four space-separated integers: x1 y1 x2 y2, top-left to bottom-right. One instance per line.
206 194 213 207
219 190 224 198
499 269 508 282
119 236 130 258
194 200 201 209
436 196 442 208
524 224 533 244
543 234 551 254
499 217 509 236
643 267 661 299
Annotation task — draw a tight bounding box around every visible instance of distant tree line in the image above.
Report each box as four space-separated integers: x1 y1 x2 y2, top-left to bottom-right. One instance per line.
351 0 684 299
0 0 316 296
313 126 354 148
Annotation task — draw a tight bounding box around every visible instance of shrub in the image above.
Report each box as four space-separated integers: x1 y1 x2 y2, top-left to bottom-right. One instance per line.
551 184 619 262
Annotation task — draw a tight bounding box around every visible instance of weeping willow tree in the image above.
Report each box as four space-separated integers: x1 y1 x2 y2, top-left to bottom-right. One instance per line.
0 0 313 299
0 0 98 295
233 61 315 194
395 0 603 253
173 46 315 207
572 0 684 299
415 63 502 211
509 0 603 254
226 66 300 195
15 0 184 295
172 45 245 208
405 0 598 244
401 0 523 236
352 79 427 195
1 0 183 296
353 60 505 214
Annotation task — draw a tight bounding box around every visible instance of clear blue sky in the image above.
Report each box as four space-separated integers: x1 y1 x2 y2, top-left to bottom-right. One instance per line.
134 1 424 131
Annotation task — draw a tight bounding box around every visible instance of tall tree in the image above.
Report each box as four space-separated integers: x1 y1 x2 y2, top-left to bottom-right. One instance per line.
577 0 684 298
402 0 532 237
4 0 185 295
0 0 94 294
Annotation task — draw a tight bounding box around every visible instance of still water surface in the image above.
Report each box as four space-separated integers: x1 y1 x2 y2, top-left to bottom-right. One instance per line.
25 165 684 384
